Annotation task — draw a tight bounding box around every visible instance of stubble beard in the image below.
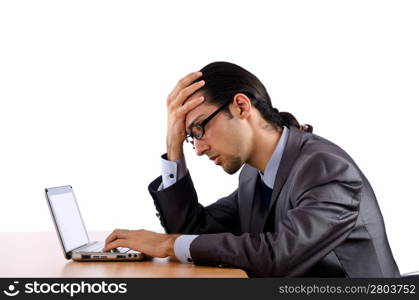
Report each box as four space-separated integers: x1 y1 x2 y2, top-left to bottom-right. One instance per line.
222 156 243 174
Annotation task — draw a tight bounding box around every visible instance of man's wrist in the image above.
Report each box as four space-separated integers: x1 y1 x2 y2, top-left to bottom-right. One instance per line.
167 143 184 161
164 234 181 257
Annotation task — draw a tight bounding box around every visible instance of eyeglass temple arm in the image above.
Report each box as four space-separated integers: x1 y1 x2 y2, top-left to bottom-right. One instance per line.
200 101 231 128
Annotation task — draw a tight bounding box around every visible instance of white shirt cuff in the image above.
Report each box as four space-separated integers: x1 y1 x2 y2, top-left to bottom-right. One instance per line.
174 235 199 263
160 153 187 190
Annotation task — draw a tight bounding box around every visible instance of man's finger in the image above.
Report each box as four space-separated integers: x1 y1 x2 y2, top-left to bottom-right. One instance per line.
168 71 202 101
105 229 129 245
175 80 205 106
102 239 128 252
179 96 205 115
104 229 118 244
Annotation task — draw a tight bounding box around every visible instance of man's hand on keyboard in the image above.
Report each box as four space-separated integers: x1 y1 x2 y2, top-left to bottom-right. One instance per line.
102 229 181 258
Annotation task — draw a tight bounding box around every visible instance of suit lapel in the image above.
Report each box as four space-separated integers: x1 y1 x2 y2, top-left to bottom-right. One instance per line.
267 126 304 214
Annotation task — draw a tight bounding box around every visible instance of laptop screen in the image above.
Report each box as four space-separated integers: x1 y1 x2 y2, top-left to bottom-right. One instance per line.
46 186 89 253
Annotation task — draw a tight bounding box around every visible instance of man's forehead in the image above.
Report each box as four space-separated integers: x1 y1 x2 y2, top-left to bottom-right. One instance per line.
184 101 212 128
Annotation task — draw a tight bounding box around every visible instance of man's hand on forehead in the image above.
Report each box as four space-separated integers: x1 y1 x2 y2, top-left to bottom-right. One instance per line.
165 71 206 160
183 89 205 104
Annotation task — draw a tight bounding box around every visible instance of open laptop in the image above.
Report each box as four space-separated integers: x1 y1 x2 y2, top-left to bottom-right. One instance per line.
45 185 145 261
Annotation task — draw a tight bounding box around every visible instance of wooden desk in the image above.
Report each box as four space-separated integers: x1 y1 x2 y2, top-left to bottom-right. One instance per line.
0 232 247 278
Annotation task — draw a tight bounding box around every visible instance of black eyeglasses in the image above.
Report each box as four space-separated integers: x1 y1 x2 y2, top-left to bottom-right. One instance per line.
185 100 231 147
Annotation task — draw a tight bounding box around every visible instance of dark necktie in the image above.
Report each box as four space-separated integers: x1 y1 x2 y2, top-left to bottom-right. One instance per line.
261 179 273 209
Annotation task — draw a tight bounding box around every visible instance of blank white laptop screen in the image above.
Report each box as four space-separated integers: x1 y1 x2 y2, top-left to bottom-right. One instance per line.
47 186 89 253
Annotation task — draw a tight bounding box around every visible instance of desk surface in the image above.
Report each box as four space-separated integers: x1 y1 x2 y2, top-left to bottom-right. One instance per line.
0 232 247 278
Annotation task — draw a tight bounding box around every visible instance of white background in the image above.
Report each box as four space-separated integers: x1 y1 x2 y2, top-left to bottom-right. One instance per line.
0 0 418 274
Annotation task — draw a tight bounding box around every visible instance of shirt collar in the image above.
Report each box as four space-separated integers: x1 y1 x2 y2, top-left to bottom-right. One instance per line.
259 126 289 189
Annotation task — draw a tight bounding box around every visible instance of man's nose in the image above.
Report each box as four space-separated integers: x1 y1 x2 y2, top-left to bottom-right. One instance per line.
194 139 209 156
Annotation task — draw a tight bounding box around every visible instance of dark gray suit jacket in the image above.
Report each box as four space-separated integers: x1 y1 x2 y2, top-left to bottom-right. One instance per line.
148 126 400 277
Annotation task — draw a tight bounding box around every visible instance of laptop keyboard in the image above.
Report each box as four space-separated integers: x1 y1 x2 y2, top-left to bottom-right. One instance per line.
81 242 135 253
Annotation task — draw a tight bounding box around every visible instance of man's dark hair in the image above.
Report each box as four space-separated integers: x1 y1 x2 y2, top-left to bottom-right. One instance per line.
195 61 312 132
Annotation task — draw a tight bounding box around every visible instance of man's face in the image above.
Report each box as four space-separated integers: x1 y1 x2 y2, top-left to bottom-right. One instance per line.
184 92 250 174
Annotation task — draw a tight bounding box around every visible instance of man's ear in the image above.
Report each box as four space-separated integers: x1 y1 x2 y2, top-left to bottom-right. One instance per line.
232 93 252 120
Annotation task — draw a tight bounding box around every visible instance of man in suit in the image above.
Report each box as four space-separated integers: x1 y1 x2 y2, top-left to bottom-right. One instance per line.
103 62 399 277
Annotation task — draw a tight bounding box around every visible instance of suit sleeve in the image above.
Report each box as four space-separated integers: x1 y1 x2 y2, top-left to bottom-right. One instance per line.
148 171 240 235
189 152 364 277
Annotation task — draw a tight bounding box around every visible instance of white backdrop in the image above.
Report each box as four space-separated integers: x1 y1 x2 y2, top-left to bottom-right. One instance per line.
0 0 418 274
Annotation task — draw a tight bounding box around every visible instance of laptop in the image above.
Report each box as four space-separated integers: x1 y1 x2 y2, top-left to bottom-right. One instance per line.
45 185 145 261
